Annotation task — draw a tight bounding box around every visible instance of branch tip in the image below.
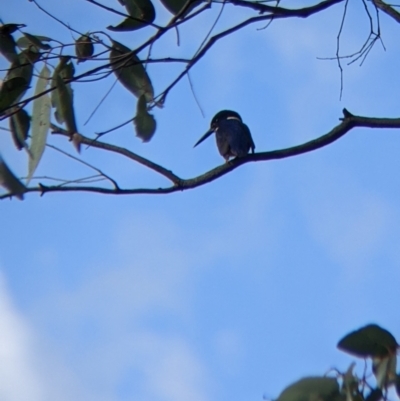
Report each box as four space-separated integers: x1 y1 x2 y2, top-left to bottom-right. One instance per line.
342 108 353 118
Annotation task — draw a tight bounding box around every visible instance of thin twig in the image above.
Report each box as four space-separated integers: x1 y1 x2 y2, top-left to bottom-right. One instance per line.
84 78 118 125
46 142 120 189
336 0 348 100
51 124 181 185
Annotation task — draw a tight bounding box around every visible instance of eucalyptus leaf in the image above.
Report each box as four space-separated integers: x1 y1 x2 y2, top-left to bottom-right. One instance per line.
0 77 29 114
108 18 149 32
56 74 77 133
134 94 156 141
159 0 200 16
75 34 94 63
0 154 26 200
1 49 40 114
108 0 155 31
276 377 342 401
124 0 153 16
6 49 40 82
54 73 78 152
28 65 51 183
0 31 17 62
17 32 52 50
10 108 30 150
51 56 74 124
0 24 26 35
110 40 154 102
337 324 398 358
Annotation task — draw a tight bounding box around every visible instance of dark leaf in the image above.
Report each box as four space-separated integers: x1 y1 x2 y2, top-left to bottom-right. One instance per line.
0 154 26 200
55 74 79 151
276 377 342 401
0 24 26 35
110 40 154 102
108 0 155 31
56 74 77 133
0 77 29 114
0 32 17 62
51 56 75 124
337 324 398 358
6 48 41 84
17 32 52 50
159 0 200 16
75 34 94 63
365 388 383 401
108 17 149 31
1 49 40 114
134 94 156 141
10 108 30 150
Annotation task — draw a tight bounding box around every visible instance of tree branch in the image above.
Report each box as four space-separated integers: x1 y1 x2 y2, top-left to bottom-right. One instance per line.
372 0 400 23
3 109 400 200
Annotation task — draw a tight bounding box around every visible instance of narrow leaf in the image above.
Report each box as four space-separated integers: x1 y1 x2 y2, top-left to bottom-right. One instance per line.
51 57 74 124
134 94 156 141
28 65 51 183
10 108 30 150
110 40 154 102
56 74 77 133
0 154 26 200
55 74 79 152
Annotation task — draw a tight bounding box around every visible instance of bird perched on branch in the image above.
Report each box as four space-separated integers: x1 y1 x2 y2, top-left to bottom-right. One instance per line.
194 110 255 161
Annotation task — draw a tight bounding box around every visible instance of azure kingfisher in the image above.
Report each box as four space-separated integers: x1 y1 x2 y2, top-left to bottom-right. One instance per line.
194 110 255 161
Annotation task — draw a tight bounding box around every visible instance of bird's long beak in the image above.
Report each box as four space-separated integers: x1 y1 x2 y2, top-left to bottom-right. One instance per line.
193 129 213 148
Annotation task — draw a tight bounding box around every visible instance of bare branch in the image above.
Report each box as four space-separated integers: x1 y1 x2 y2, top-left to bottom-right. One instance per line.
372 0 400 23
157 0 345 103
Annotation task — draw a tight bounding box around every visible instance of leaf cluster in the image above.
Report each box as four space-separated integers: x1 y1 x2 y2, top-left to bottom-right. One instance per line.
276 325 400 401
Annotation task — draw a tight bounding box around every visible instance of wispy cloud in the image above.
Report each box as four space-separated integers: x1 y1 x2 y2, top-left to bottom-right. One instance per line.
0 272 44 401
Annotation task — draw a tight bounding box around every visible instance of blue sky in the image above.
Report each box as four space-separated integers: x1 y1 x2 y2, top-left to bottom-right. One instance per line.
1 1 400 400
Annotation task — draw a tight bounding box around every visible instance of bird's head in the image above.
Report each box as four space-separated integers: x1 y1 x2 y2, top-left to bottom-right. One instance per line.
210 110 242 130
194 110 242 148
